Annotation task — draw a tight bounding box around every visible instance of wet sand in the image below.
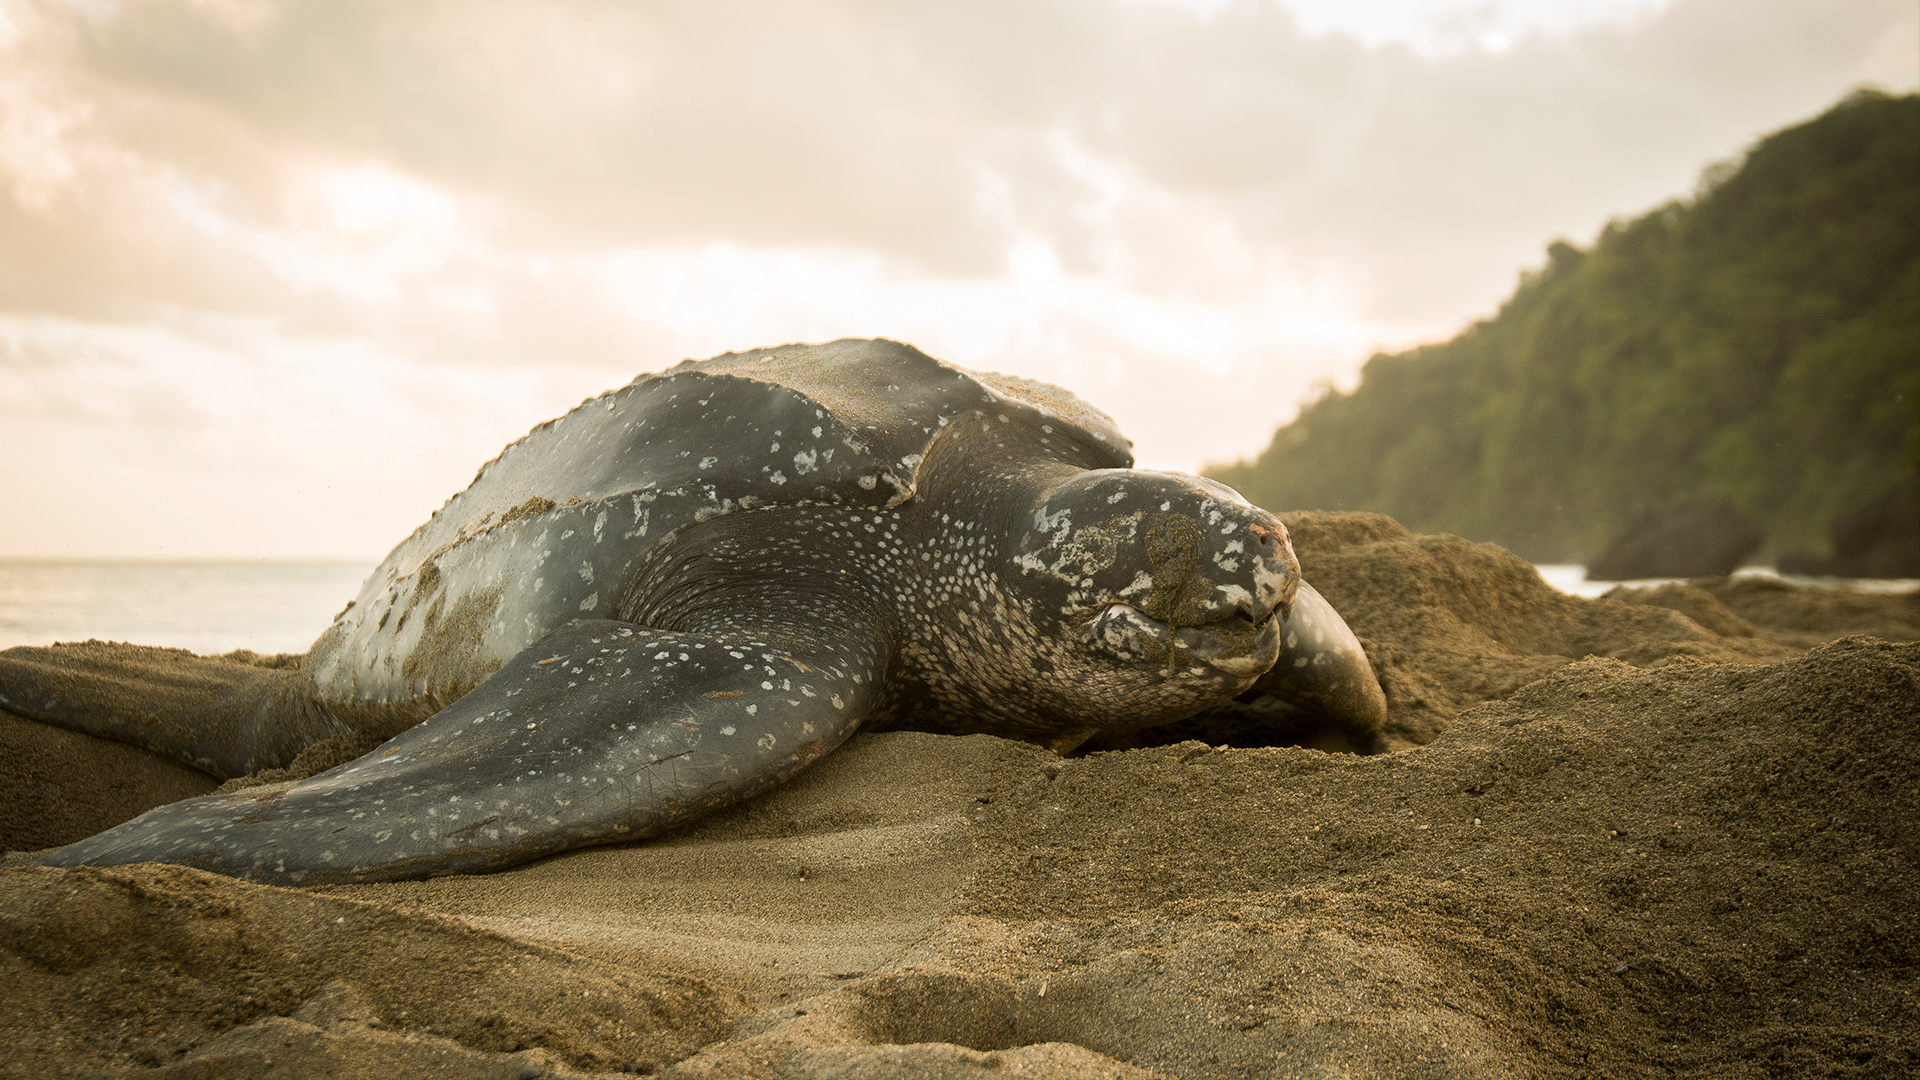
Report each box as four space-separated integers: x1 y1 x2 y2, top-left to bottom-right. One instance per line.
3 512 1915 1079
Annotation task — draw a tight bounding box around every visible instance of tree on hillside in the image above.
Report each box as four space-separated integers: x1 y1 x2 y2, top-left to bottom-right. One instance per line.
1210 89 1920 562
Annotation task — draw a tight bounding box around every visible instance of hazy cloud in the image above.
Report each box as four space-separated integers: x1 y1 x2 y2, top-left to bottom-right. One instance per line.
0 0 1912 556
12 0 1910 317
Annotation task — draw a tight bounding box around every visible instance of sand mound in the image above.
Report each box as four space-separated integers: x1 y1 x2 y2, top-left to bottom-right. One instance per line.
0 863 736 1077
3 513 1916 1079
1694 575 1920 646
1280 512 1800 747
0 710 219 851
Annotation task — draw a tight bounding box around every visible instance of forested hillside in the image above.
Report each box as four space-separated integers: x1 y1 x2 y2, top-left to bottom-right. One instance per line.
1209 89 1919 563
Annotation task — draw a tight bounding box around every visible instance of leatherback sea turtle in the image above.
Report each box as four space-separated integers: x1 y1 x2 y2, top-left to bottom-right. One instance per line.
1 339 1384 885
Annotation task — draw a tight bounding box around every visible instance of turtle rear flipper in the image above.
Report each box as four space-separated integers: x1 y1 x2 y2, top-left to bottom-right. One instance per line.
0 640 350 778
38 618 881 885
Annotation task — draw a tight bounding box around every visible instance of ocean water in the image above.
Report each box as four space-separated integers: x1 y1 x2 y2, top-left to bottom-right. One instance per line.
1534 563 1920 599
1 560 1912 658
0 560 374 657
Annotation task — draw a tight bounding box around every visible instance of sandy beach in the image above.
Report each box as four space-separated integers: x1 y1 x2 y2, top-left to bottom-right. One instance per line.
3 512 1915 1079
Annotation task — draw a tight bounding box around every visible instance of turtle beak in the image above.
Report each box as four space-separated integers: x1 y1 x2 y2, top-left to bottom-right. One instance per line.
1189 614 1283 677
1084 601 1283 680
1085 510 1300 681
1174 513 1296 679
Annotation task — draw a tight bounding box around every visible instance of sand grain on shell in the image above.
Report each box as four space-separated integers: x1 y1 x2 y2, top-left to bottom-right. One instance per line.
2 512 1917 1079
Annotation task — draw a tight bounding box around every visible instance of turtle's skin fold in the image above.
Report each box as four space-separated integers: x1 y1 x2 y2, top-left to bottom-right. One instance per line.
1 339 1385 885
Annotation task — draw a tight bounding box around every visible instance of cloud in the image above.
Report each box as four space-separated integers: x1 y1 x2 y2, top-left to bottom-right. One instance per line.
0 0 1911 556
7 0 1907 319
58 0 996 258
0 310 613 557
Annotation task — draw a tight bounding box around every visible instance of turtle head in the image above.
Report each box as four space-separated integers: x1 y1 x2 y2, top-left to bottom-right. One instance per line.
1011 469 1299 726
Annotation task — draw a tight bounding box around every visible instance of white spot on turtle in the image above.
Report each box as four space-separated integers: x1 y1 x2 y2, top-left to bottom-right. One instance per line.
579 592 599 611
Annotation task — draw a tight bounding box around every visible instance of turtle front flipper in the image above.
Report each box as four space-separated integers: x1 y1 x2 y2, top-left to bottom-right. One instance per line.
1254 581 1387 751
39 619 881 885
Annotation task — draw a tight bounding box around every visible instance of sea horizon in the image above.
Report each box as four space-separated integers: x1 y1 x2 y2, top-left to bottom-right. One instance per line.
2 558 1912 657
0 558 375 657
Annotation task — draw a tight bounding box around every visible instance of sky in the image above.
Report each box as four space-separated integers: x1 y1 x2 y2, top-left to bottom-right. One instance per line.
1 0 1914 560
